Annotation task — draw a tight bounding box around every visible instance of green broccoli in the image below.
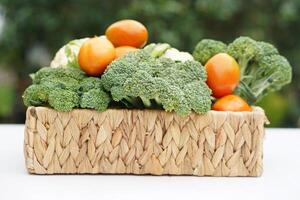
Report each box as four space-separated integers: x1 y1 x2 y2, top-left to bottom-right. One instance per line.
250 55 292 100
123 72 191 115
102 50 211 116
158 59 207 84
182 81 212 114
122 71 159 107
24 68 82 110
48 89 80 112
32 67 85 84
23 67 111 112
227 36 292 103
80 89 111 112
41 76 80 91
193 39 227 65
255 41 279 60
23 84 48 106
102 50 154 91
227 36 258 76
78 77 102 92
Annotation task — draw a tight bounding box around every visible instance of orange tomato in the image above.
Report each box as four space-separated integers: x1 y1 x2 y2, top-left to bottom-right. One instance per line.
105 19 148 48
205 53 240 98
115 46 137 59
78 36 116 76
212 95 252 112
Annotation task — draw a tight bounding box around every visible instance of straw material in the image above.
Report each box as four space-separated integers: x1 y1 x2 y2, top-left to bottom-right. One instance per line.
24 106 267 176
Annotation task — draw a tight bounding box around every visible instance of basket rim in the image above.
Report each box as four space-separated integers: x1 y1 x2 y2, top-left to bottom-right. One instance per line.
28 106 265 114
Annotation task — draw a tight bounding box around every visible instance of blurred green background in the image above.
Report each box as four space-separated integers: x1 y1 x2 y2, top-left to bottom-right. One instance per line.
0 0 299 126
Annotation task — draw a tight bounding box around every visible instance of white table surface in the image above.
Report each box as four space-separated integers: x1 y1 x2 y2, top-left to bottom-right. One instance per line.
0 125 299 200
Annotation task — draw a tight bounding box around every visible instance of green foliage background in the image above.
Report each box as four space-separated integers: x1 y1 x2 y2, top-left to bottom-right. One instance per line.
0 0 299 126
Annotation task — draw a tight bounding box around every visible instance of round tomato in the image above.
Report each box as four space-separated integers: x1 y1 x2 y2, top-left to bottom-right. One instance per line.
212 95 252 112
105 19 148 48
205 53 240 98
78 36 116 76
115 46 137 59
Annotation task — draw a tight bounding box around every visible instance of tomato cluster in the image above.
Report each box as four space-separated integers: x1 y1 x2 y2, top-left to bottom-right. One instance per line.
78 20 148 76
205 53 251 111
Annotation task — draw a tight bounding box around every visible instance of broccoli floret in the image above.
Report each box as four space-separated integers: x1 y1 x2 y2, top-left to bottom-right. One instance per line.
80 89 110 112
193 39 227 65
122 71 158 107
102 50 151 91
48 89 79 112
78 77 102 92
182 81 212 114
156 79 190 115
158 60 207 84
228 37 292 104
236 55 292 103
110 86 142 108
244 41 280 79
255 41 279 60
32 67 85 84
23 68 82 108
41 76 80 91
251 55 292 98
23 84 48 106
24 67 112 112
102 50 212 115
122 70 190 114
227 36 259 76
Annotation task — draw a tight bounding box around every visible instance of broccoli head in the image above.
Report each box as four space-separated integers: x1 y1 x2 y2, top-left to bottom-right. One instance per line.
251 55 292 96
193 39 227 65
228 37 292 103
182 81 212 114
23 67 111 112
123 71 191 115
102 50 211 115
24 68 82 109
48 89 80 112
23 84 48 107
255 41 279 60
227 36 259 76
78 77 102 92
158 59 207 84
80 89 110 112
41 76 80 91
32 67 85 84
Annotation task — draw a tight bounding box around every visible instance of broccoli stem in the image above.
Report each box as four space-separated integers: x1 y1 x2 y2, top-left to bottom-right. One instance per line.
238 57 250 76
237 75 273 104
235 81 257 104
154 96 162 105
252 78 273 97
123 96 139 106
140 97 152 108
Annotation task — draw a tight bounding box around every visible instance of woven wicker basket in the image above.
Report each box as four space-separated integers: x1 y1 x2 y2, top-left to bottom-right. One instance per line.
24 106 267 176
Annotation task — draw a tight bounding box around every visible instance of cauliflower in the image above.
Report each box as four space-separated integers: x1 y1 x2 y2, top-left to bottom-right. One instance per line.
161 48 194 62
144 43 194 62
50 38 89 68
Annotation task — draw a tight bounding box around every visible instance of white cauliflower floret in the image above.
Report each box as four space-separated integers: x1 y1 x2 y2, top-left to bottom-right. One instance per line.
161 48 194 62
144 43 194 62
50 38 89 68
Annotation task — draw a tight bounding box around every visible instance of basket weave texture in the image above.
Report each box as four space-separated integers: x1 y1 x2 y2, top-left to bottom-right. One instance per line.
24 106 266 176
